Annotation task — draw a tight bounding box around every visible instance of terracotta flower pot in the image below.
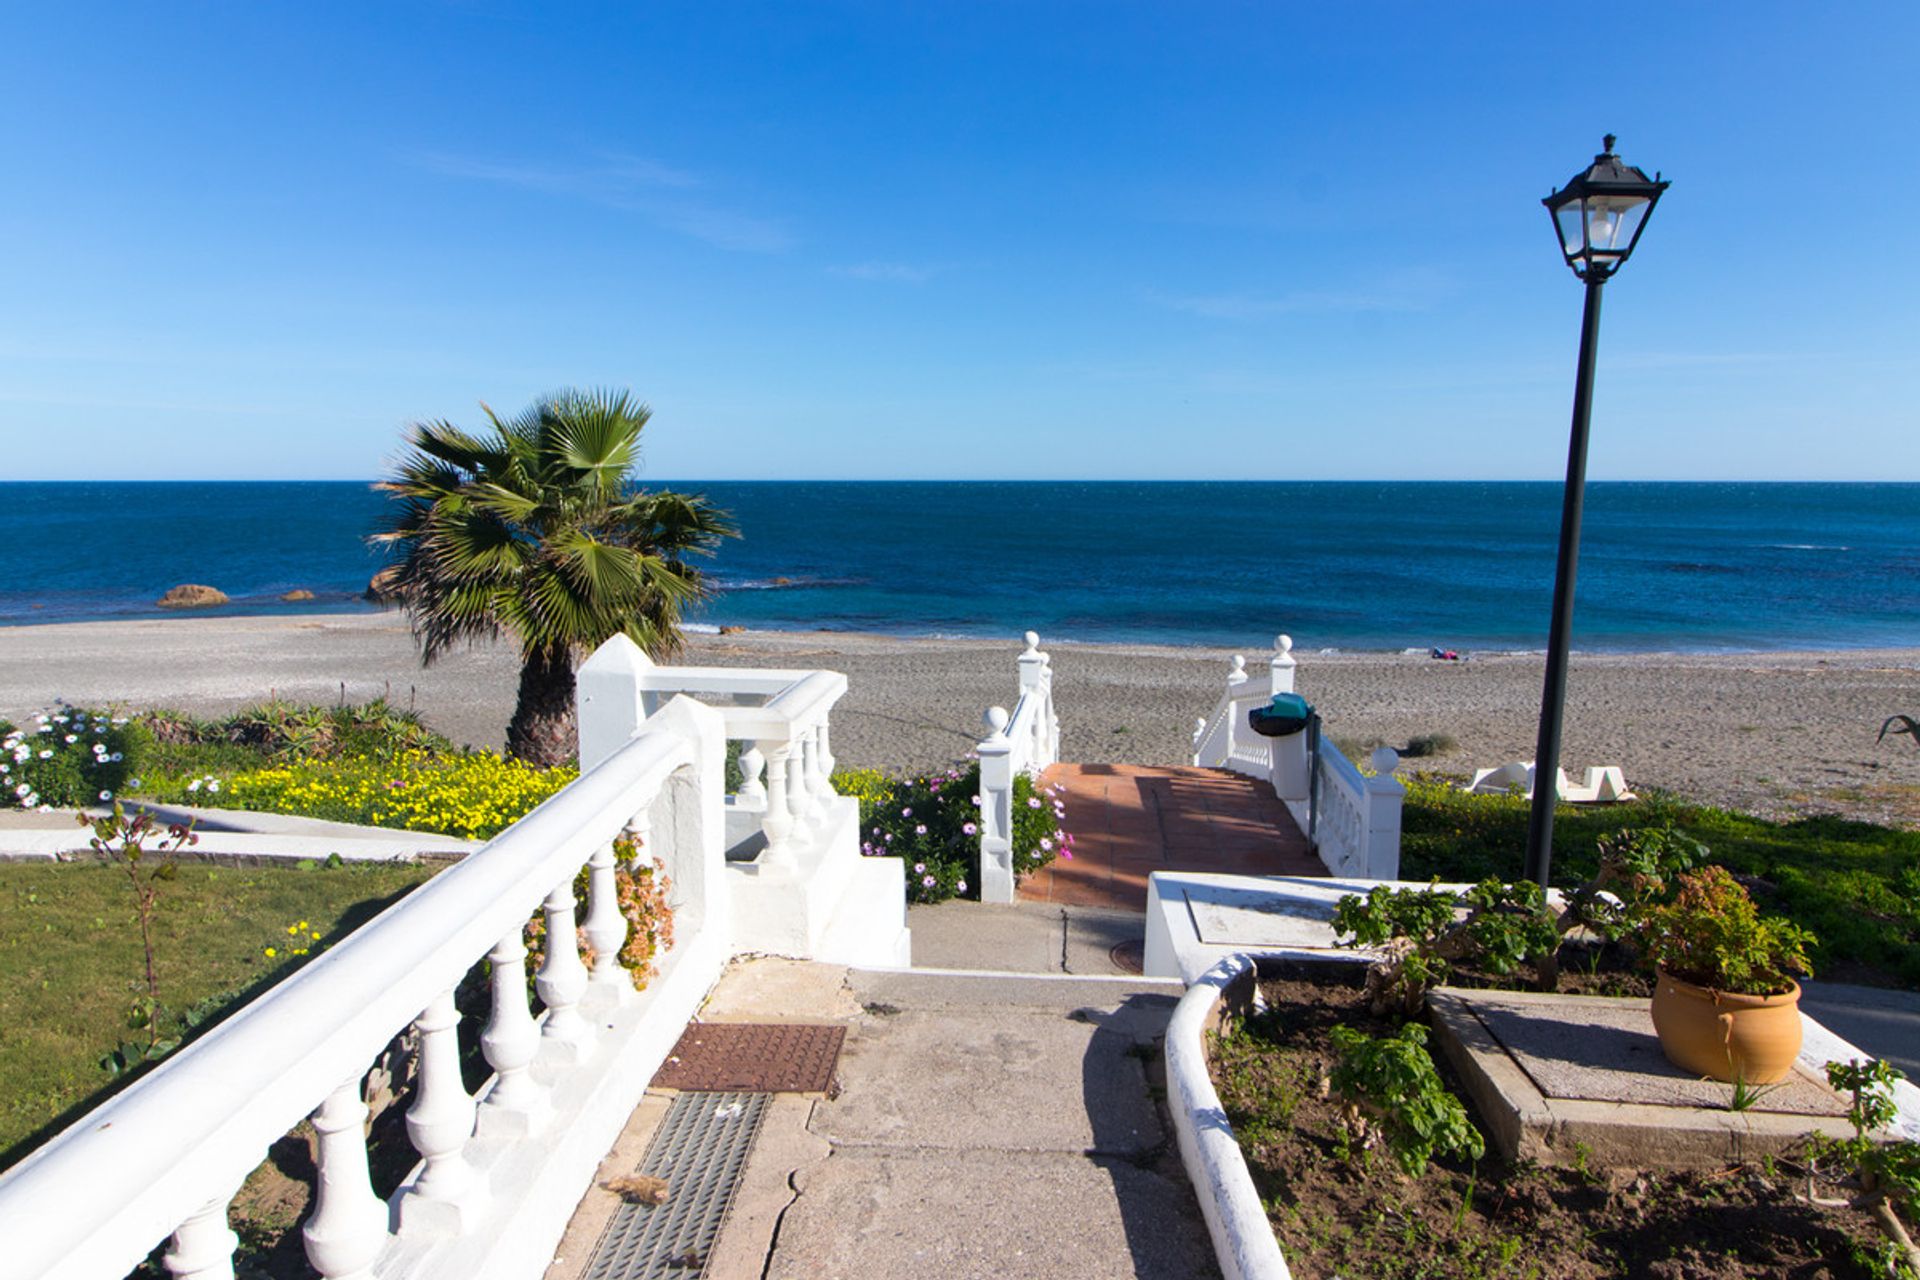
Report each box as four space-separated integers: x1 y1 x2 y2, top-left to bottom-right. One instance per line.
1650 969 1803 1084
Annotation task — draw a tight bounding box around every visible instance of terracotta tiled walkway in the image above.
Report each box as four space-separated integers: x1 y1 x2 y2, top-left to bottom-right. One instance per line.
1018 763 1325 911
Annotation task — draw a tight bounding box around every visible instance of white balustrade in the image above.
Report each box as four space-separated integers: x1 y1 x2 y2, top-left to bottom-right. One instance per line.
974 632 1062 904
0 641 738 1280
1192 632 1404 880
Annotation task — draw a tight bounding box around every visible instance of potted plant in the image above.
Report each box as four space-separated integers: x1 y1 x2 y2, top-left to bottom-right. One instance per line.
1636 865 1816 1083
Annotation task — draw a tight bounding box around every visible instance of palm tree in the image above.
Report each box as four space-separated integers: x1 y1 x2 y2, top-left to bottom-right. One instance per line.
372 388 736 766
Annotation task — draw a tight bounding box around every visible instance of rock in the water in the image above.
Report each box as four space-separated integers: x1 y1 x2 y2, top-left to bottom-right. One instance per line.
156 584 229 609
718 625 746 635
281 589 316 602
365 567 403 604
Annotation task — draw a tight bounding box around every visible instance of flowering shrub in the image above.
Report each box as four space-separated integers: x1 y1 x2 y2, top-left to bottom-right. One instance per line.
525 836 674 991
152 750 576 840
852 762 1071 904
1 704 140 810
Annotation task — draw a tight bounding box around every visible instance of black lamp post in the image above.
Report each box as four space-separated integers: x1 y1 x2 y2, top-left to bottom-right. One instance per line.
1523 136 1670 887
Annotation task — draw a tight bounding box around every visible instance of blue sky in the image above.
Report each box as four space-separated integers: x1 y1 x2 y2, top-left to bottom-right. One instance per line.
2 3 1914 481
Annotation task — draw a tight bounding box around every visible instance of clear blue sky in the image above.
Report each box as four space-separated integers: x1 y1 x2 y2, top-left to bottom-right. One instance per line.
2 3 1914 481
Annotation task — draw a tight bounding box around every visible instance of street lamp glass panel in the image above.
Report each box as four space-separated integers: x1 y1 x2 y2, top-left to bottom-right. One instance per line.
1587 196 1650 255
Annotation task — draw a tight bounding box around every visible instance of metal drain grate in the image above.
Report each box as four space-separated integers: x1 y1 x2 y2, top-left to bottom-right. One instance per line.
652 1022 845 1093
581 1091 768 1280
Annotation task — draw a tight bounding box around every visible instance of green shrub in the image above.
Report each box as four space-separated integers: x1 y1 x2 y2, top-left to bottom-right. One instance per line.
1636 865 1815 995
1396 773 1920 986
1 705 141 809
1328 1023 1484 1176
1402 733 1457 758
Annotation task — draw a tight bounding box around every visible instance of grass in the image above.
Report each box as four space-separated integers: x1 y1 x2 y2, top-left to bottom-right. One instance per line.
0 857 433 1170
1399 775 1920 987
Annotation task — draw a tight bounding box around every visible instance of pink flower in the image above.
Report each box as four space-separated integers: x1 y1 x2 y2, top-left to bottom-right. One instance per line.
901 807 913 818
915 823 928 835
962 822 977 835
921 875 936 887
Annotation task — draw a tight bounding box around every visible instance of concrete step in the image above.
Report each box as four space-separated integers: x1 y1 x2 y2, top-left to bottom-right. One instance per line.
815 857 910 969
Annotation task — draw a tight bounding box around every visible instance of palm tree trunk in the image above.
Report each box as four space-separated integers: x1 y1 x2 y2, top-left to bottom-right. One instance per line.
506 647 577 767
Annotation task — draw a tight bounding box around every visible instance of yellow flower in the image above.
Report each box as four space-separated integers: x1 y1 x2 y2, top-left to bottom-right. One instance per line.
264 946 278 958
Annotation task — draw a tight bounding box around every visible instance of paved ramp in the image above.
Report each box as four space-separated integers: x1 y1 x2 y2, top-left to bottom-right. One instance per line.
1021 763 1323 910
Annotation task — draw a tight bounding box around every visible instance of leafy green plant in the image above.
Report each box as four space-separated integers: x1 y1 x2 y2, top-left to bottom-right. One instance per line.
1807 1058 1920 1273
1327 1023 1484 1176
1636 865 1814 995
1332 879 1558 1015
2 705 140 810
1402 733 1457 759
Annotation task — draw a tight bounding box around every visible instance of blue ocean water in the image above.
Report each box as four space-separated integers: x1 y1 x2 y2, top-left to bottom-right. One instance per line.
1 481 1915 653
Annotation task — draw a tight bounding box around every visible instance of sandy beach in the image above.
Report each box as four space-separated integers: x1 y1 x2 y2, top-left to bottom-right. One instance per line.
1 612 1916 825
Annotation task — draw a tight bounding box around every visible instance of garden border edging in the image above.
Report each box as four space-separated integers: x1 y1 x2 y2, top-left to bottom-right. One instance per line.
1165 951 1294 1280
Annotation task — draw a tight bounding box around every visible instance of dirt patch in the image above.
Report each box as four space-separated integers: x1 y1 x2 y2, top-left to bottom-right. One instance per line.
1209 971 1901 1279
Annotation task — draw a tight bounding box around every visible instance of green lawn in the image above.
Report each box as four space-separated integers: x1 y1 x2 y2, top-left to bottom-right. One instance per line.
0 858 433 1169
1398 775 1920 987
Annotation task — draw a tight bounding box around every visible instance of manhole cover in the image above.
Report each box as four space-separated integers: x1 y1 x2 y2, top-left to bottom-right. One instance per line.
652 1023 845 1093
1109 939 1145 975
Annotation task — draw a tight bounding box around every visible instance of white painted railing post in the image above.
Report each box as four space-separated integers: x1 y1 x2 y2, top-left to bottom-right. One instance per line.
581 839 629 994
398 987 483 1233
535 877 592 1058
758 741 796 869
1269 633 1295 694
576 633 653 771
303 1076 385 1280
1364 747 1405 880
737 746 767 807
977 706 1015 904
162 1188 239 1280
812 720 838 801
478 927 548 1136
1018 631 1058 766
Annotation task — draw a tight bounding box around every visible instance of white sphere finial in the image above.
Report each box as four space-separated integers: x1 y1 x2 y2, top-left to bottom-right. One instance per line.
1369 746 1401 776
1276 634 1293 656
1230 655 1246 674
1022 630 1040 653
985 705 1011 734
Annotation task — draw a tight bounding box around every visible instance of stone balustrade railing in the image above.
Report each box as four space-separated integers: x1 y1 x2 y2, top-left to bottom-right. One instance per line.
1192 633 1402 880
0 635 897 1280
976 631 1060 903
581 654 849 872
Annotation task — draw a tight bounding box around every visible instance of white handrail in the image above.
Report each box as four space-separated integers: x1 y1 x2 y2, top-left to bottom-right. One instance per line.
0 719 697 1280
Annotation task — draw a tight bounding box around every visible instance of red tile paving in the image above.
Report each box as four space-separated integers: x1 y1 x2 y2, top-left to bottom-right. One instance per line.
1018 763 1326 911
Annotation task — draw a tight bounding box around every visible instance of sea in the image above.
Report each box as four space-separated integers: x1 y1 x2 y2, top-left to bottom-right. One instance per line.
1 481 1916 654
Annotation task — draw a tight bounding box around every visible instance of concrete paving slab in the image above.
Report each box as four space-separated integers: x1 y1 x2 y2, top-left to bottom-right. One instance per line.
1470 992 1846 1115
1063 905 1149 975
906 900 1063 972
849 968 1181 1014
765 1149 1218 1280
814 1006 1164 1156
1429 989 1861 1169
699 957 862 1024
701 1094 830 1280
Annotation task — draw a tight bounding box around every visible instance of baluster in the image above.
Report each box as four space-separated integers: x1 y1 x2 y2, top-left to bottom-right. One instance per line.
785 742 808 826
164 1189 239 1280
737 745 767 806
813 721 837 798
581 840 628 992
796 726 825 823
479 927 548 1136
399 987 482 1231
536 875 593 1055
759 742 796 870
304 1076 386 1280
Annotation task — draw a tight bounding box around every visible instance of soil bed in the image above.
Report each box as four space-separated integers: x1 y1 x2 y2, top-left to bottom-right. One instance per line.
1209 968 1901 1279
